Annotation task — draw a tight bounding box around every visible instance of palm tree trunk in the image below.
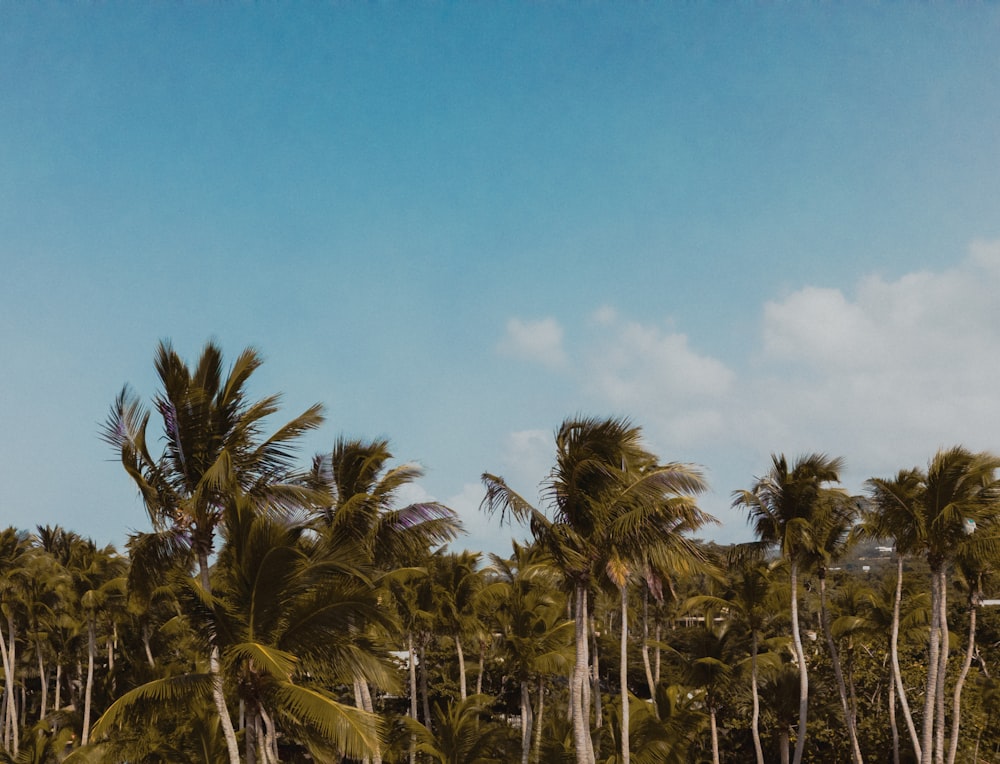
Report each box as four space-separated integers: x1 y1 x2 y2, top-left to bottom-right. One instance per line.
780 729 790 764
419 638 431 732
654 622 661 685
82 617 95 745
935 566 948 764
260 704 279 764
36 640 46 721
142 623 155 668
591 613 601 730
572 583 594 764
0 616 17 756
198 551 241 764
520 680 533 764
456 634 467 700
710 706 720 764
358 678 382 764
751 629 765 764
532 675 545 764
946 590 977 764
476 639 486 697
641 587 655 698
891 555 921 759
54 663 61 713
408 633 417 764
246 707 259 764
354 680 371 764
921 566 941 764
619 584 630 764
889 670 900 764
819 575 863 764
789 560 809 764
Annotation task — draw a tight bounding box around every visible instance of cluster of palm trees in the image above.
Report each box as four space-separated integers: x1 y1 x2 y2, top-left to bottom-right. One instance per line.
1 340 999 763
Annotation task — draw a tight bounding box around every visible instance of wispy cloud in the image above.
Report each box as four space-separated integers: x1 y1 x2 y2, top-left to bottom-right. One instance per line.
497 317 568 370
494 240 1000 542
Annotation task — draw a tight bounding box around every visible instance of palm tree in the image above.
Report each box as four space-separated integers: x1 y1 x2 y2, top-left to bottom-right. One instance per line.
672 617 740 764
946 510 999 764
689 549 781 764
733 453 845 764
0 528 32 756
483 416 710 764
918 447 1000 764
103 340 324 764
863 469 926 761
803 494 864 764
488 543 574 764
410 694 507 764
66 540 126 746
92 494 390 763
310 436 460 764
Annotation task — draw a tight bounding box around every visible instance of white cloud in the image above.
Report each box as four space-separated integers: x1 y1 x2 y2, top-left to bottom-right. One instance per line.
752 241 1000 483
491 242 1000 544
583 315 735 446
497 317 568 369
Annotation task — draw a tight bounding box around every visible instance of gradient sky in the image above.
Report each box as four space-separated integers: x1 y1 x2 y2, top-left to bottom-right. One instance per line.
2 4 1000 556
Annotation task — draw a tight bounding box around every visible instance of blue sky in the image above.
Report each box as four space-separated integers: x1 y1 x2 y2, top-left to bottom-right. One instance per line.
2 4 1000 556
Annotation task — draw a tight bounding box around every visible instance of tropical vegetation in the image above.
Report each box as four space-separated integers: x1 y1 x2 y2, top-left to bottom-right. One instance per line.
1 340 999 763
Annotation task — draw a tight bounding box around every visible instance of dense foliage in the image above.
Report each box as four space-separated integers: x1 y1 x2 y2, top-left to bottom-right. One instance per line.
2 341 999 764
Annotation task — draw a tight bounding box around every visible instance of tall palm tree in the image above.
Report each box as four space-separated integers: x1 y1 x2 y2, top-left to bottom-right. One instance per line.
310 436 460 764
803 494 864 764
733 453 845 764
92 494 390 763
483 416 710 764
488 543 573 764
919 447 1000 764
103 340 325 764
863 469 925 761
0 528 32 756
946 504 999 764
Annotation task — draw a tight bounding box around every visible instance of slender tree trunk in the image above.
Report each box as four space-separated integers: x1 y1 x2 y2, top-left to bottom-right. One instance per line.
532 675 545 764
789 560 809 764
54 663 61 713
0 617 16 754
36 641 46 721
359 679 382 764
619 584 630 764
892 555 921 759
946 581 978 764
935 567 948 764
819 574 864 764
354 680 371 764
572 583 594 764
456 634 467 700
780 729 790 764
520 680 533 764
419 639 431 732
408 633 417 764
82 617 95 745
710 706 720 764
591 613 601 730
654 622 661 685
921 566 941 764
889 669 900 764
198 551 241 764
751 629 765 764
143 623 155 668
476 639 486 697
260 704 278 764
641 587 655 698
246 706 258 764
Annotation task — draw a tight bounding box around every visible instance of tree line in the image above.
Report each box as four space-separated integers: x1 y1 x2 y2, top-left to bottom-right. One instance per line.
1 340 998 763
